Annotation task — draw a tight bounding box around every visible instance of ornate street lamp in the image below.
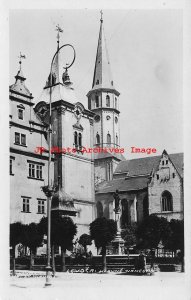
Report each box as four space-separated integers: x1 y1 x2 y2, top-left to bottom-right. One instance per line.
42 38 76 286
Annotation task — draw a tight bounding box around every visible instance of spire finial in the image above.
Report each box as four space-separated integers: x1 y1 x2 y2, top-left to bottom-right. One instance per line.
100 10 103 23
18 52 26 71
55 24 63 48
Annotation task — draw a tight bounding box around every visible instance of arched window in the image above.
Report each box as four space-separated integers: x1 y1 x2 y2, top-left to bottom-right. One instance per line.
74 131 78 147
96 133 100 145
120 199 129 228
96 201 103 218
115 97 117 109
95 95 99 108
106 95 110 107
161 191 173 212
116 134 118 146
107 133 111 144
79 133 82 148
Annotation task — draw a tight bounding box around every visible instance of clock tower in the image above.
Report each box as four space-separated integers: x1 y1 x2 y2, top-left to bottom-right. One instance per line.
87 13 125 184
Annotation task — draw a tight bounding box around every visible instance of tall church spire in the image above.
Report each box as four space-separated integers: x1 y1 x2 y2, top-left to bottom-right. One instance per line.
92 10 114 90
87 12 123 183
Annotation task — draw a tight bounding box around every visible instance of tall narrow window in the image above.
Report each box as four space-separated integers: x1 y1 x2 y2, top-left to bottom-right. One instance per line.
95 95 99 108
74 131 78 147
79 133 82 149
10 158 14 175
38 200 45 214
15 132 20 144
115 97 117 109
29 163 35 178
18 109 24 120
36 165 42 179
96 201 103 218
22 198 30 213
116 134 118 145
96 133 100 145
161 191 173 212
106 95 110 107
107 133 111 144
21 134 26 146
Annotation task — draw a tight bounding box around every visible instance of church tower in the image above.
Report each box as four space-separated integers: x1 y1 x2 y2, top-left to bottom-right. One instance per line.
87 12 125 184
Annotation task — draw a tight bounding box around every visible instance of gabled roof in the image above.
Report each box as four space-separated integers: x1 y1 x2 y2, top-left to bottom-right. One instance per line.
114 152 184 178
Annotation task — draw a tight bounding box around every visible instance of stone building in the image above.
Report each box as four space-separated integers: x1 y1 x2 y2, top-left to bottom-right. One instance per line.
10 13 184 255
10 34 95 238
95 150 184 225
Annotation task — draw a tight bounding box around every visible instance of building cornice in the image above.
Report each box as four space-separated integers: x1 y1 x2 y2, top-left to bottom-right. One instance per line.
10 147 54 161
87 87 120 98
10 121 47 134
9 95 34 106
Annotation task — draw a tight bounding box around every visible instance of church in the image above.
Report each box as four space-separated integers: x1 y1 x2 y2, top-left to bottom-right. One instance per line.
9 13 184 249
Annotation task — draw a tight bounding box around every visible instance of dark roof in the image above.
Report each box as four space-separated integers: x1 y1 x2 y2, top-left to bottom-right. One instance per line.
114 152 183 177
96 176 149 194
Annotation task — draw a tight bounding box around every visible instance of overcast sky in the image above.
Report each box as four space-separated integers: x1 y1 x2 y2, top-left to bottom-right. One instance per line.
9 9 183 159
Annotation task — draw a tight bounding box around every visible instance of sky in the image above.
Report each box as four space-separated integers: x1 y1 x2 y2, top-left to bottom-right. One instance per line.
9 9 183 159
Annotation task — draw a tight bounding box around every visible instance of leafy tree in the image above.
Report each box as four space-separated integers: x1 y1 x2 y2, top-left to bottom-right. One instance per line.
90 217 117 272
78 234 92 256
39 216 77 272
121 224 137 250
136 215 172 250
10 222 24 275
22 223 44 270
167 219 184 271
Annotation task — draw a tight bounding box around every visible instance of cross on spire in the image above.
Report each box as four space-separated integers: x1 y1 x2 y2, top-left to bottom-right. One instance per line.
18 52 26 70
55 24 63 47
100 10 103 23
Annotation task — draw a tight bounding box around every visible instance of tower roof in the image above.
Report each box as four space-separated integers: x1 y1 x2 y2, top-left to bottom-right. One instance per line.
92 13 114 90
9 54 33 99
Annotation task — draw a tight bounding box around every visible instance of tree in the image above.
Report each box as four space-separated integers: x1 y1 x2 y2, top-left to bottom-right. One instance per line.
78 234 92 256
167 219 184 271
10 222 24 275
39 216 77 272
121 224 137 251
90 217 117 272
136 215 172 250
22 223 44 270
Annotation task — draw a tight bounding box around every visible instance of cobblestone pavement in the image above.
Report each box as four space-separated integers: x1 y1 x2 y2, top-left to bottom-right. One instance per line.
3 271 190 300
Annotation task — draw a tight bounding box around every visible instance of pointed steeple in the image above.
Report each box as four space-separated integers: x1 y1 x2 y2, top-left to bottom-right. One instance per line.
92 11 114 90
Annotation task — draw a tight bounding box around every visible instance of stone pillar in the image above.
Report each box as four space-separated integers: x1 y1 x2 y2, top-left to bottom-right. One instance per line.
112 207 125 255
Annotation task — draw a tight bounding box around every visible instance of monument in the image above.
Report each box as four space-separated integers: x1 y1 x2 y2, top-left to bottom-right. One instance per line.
112 190 125 255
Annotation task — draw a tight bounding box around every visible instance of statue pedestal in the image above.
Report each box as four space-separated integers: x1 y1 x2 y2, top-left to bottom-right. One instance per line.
112 208 125 255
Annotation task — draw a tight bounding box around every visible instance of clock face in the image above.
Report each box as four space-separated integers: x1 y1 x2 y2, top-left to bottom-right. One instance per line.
74 104 83 120
39 106 48 117
94 115 100 122
106 115 111 120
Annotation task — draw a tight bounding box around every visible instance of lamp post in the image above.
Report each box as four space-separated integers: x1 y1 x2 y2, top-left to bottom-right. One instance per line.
42 43 76 286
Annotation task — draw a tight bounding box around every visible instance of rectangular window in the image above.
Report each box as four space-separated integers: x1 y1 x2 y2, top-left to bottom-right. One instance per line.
22 198 30 213
166 160 168 165
156 174 159 180
18 109 24 120
15 132 20 144
29 163 43 180
162 161 164 166
36 165 42 179
29 163 35 178
21 134 26 146
15 132 26 146
38 200 45 214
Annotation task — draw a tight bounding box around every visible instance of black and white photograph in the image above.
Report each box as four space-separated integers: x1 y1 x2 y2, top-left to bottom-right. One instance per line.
1 1 191 299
